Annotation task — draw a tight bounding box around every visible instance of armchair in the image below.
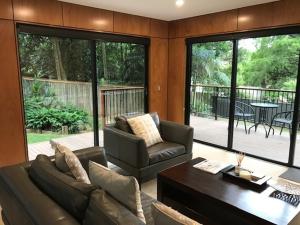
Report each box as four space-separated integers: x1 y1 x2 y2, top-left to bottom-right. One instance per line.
103 113 193 184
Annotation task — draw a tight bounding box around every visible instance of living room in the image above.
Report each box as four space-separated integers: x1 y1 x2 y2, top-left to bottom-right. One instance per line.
1 0 300 224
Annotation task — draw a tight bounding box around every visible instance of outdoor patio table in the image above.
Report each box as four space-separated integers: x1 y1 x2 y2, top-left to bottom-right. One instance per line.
248 102 279 138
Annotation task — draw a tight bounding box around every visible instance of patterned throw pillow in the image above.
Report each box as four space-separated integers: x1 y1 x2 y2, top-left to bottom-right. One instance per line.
127 114 163 147
152 202 202 225
50 140 91 184
89 161 146 223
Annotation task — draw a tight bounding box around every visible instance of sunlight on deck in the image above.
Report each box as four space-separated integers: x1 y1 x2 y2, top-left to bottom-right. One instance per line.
190 116 300 165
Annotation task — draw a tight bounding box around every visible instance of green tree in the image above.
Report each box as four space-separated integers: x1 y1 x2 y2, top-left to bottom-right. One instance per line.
238 35 300 90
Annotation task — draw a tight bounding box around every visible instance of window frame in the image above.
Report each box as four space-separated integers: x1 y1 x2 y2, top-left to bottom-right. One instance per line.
17 23 150 156
185 26 300 168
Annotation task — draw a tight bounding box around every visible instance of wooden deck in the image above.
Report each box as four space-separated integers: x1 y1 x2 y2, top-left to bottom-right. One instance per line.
27 116 300 166
28 131 103 160
190 116 300 165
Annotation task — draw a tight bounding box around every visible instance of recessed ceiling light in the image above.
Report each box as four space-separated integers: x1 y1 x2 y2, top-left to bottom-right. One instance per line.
176 0 184 7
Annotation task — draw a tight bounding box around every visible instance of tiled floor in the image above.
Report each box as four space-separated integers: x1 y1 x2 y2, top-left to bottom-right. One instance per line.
0 142 288 224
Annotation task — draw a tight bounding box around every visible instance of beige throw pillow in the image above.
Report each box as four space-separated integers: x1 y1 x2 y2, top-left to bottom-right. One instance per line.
152 202 202 225
50 140 91 184
127 114 163 147
89 161 146 223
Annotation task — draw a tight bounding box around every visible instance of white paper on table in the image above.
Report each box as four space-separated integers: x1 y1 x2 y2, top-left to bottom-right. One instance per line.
193 160 231 174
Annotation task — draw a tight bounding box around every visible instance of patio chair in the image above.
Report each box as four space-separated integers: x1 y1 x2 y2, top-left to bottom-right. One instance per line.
235 101 255 134
267 111 298 137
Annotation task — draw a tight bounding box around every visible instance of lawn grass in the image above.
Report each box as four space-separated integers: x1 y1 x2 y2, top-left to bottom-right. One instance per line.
27 132 66 144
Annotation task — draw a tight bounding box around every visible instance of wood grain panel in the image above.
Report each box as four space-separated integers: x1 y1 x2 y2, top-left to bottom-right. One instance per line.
168 21 178 38
62 3 113 32
114 12 150 36
238 3 275 31
167 38 186 124
150 19 168 38
13 0 63 26
0 19 26 166
0 0 13 20
169 10 237 38
149 38 168 119
273 0 300 26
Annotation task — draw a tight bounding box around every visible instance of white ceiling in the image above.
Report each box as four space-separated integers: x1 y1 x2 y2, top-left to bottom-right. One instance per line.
60 0 278 21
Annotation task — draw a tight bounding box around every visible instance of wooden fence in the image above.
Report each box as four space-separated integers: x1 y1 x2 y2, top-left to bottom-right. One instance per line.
22 78 144 125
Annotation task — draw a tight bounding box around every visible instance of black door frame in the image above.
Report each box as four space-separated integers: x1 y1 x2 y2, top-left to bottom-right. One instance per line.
185 26 300 167
17 23 150 151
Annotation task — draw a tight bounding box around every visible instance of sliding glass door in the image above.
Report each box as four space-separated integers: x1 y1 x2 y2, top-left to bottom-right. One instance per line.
19 33 95 160
186 27 300 167
189 41 233 147
96 41 146 128
233 35 300 163
18 25 149 160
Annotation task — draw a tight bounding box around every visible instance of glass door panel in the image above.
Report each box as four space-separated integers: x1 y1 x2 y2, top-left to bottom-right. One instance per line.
233 35 300 163
96 40 146 136
19 33 94 160
190 41 233 147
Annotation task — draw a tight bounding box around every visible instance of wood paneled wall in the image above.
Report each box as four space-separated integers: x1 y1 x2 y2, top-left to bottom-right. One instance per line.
2 0 300 166
149 38 168 119
167 0 300 124
0 0 169 166
168 38 186 123
0 0 13 20
62 3 114 32
0 19 26 166
13 0 63 26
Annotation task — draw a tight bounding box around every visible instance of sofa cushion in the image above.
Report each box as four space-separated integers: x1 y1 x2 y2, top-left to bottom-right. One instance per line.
28 155 96 221
50 141 91 184
115 116 134 133
89 161 146 223
149 112 160 129
127 114 163 147
151 202 201 225
83 189 145 225
148 142 186 165
141 193 157 225
115 112 160 134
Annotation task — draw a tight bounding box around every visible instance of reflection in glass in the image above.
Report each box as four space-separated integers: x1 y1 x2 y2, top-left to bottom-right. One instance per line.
233 35 300 163
189 41 233 147
19 33 94 160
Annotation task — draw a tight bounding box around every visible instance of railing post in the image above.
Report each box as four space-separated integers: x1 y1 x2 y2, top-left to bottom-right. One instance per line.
215 86 219 120
100 90 106 128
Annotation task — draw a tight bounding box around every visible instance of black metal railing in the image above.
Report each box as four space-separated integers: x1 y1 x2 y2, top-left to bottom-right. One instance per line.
100 87 145 126
190 84 296 126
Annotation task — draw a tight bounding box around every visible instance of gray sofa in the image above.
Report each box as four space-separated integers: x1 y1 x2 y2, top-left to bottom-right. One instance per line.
0 147 156 225
104 113 194 184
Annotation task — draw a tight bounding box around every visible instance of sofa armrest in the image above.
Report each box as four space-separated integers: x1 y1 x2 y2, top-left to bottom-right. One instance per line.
104 127 149 168
0 166 80 225
160 120 194 154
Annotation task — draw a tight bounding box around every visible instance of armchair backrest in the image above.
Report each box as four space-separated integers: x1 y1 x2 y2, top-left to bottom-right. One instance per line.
114 112 161 134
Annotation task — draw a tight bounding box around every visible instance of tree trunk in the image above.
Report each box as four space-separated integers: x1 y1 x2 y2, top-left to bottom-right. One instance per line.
52 38 66 80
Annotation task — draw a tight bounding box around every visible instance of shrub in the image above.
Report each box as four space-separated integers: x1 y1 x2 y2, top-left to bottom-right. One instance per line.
26 106 89 134
24 80 89 134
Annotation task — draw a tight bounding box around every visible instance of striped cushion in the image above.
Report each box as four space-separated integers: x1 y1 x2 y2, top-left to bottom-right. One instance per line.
152 202 202 225
127 114 163 147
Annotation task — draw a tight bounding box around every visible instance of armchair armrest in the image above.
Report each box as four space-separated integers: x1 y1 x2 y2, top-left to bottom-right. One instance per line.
103 127 149 168
160 120 194 154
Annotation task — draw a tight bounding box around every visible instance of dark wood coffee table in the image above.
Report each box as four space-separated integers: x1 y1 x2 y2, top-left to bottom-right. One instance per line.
157 158 300 225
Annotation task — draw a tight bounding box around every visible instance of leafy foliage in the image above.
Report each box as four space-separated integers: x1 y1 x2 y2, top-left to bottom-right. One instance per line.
192 41 232 86
18 33 145 86
24 80 89 133
238 35 300 89
191 35 300 90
